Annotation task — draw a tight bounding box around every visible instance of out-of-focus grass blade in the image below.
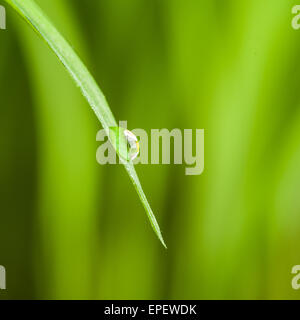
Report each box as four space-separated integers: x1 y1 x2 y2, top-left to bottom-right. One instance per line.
6 0 166 248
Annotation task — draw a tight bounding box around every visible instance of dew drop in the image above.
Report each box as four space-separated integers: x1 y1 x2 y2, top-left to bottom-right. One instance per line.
109 127 140 161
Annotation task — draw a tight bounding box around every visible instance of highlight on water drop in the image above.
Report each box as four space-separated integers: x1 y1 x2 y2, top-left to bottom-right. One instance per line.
123 129 140 160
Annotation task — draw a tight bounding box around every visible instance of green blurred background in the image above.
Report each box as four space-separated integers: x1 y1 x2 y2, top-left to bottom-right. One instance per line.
1 0 300 299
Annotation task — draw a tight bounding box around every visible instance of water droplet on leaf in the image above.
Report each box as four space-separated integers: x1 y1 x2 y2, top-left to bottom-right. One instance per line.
109 127 139 161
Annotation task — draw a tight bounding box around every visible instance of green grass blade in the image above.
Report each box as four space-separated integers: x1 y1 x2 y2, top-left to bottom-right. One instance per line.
6 0 166 248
